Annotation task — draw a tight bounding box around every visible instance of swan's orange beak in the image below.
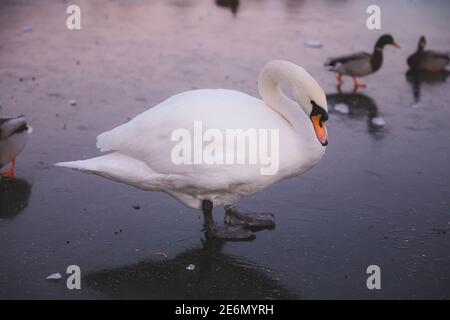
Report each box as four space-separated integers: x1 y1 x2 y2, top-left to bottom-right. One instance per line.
311 114 328 146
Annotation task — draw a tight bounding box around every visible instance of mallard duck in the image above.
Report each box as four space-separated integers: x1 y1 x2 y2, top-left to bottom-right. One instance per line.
325 34 400 89
56 60 329 241
0 116 32 178
407 36 449 72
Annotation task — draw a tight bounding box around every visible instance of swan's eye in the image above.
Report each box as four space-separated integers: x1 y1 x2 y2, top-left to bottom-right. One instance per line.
310 100 328 122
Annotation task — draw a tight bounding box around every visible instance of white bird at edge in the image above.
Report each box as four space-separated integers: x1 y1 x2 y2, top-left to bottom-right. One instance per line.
56 60 329 241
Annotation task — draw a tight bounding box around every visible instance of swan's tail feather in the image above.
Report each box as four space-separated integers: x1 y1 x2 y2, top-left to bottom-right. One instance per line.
55 154 115 173
55 153 155 186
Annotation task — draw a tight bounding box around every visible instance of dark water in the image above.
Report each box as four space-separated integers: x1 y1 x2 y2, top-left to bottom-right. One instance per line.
0 0 449 299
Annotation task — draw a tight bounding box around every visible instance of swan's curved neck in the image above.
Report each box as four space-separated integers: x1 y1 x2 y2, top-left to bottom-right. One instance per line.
258 63 309 131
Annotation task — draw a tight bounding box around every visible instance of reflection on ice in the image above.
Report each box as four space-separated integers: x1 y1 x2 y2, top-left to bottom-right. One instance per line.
405 69 449 102
86 237 297 299
326 91 385 133
0 178 32 219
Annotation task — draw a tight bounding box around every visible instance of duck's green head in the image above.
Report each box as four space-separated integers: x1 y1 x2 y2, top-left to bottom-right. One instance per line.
418 36 426 50
375 34 400 49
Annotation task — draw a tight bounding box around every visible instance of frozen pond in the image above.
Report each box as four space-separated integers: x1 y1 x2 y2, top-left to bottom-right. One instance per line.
0 0 449 299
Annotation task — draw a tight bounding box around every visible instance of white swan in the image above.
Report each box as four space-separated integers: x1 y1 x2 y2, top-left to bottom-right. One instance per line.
0 116 32 178
56 60 329 240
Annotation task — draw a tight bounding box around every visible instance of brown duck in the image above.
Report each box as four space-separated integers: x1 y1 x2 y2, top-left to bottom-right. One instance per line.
407 36 449 72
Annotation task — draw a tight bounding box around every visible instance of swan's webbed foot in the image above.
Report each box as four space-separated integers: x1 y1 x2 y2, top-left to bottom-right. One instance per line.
206 224 255 241
202 200 255 241
224 204 276 231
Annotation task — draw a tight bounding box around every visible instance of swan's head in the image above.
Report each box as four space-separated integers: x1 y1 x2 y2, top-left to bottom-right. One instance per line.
290 65 329 147
259 60 329 146
308 99 329 146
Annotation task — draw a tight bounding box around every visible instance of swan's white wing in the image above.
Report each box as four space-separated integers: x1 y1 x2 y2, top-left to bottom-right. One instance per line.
96 89 296 185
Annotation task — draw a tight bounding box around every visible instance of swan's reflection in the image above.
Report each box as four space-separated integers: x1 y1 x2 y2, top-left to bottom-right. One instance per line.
327 91 383 133
86 237 296 299
405 69 449 102
0 178 32 219
215 0 239 15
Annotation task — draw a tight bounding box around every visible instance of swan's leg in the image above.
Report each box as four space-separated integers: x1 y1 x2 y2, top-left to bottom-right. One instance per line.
352 76 367 89
224 204 275 230
202 200 255 241
1 160 16 178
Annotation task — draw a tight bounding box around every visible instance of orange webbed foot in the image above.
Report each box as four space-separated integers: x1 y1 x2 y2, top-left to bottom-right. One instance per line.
1 160 16 178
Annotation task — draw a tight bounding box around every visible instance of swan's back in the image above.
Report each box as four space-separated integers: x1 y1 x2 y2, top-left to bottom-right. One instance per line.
97 89 287 156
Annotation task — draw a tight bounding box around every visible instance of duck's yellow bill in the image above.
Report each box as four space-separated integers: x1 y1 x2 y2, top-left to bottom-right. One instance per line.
311 114 328 146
